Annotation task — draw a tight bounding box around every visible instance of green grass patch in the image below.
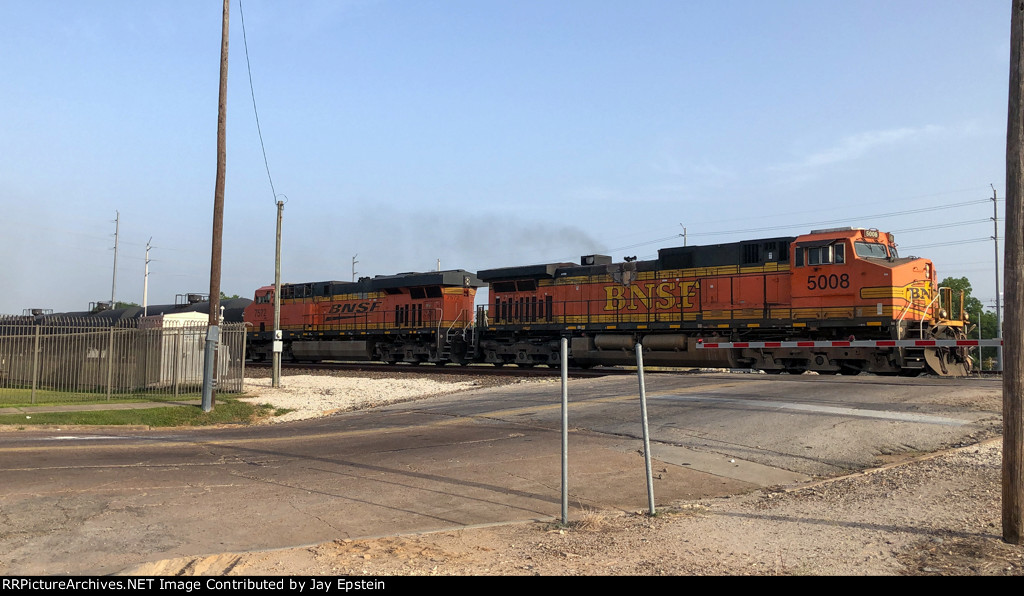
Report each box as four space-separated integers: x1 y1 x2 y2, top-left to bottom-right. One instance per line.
0 387 203 407
0 398 287 428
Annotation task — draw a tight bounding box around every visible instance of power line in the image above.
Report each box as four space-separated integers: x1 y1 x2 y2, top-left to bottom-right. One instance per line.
239 0 277 203
587 198 997 260
684 198 992 239
902 237 992 250
890 218 991 234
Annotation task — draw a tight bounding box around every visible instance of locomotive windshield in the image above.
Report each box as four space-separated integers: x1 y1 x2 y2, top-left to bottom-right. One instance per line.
854 242 889 259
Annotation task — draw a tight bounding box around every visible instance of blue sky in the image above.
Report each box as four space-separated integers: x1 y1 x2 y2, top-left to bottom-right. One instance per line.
0 1 1012 315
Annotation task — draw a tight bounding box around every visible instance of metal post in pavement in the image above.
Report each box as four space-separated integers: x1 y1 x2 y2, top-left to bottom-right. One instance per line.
635 342 656 515
560 337 569 525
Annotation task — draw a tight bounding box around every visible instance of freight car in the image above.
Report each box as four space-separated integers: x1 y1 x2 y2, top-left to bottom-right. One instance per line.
244 270 483 365
244 227 972 376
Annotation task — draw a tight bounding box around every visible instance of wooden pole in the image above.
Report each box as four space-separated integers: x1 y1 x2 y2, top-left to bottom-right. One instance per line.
1003 0 1024 545
204 0 230 409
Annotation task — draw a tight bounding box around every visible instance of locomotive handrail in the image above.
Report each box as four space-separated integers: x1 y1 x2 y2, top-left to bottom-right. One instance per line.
909 289 945 339
442 308 472 340
896 285 939 335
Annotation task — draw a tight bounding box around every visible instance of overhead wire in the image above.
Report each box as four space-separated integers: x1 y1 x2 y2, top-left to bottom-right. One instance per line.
589 198 998 259
239 0 278 204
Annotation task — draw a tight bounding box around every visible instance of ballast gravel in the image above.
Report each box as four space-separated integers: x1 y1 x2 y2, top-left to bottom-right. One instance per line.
239 370 535 424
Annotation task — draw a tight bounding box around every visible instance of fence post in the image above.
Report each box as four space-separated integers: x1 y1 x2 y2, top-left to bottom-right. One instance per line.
30 324 40 405
105 327 115 401
172 329 181 398
240 324 248 393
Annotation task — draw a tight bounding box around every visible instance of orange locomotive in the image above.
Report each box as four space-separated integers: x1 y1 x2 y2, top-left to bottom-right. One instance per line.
244 270 482 365
476 227 970 376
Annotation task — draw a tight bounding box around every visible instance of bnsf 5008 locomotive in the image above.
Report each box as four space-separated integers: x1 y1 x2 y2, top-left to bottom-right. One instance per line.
244 227 972 376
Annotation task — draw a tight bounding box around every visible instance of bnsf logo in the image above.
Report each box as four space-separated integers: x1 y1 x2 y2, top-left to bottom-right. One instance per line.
325 302 382 320
604 281 699 311
906 286 932 302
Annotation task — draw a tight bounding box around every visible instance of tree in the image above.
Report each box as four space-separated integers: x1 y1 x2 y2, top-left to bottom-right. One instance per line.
219 292 241 301
939 276 985 319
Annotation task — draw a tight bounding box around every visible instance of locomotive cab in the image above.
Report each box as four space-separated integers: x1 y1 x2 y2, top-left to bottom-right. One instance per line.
791 228 937 329
787 227 969 375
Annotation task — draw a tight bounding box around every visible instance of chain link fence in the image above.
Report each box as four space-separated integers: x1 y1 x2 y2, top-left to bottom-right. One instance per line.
0 316 247 405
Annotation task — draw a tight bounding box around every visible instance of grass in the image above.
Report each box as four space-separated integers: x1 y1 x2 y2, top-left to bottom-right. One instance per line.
0 397 290 428
0 387 202 407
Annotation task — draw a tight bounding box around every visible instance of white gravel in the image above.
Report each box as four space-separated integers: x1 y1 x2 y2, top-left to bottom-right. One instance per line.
239 374 483 423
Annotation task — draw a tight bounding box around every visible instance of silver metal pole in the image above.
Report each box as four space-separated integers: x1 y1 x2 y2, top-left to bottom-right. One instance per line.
980 308 985 373
560 337 569 525
273 200 283 388
30 324 40 404
994 186 1004 372
636 342 656 515
111 211 120 306
201 325 220 412
143 238 152 317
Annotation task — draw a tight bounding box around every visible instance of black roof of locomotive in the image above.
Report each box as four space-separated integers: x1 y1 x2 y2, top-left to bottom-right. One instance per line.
657 236 795 269
476 263 574 282
477 236 798 282
371 270 483 290
282 270 483 298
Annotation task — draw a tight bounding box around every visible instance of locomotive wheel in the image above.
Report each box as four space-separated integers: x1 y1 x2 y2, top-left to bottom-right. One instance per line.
923 328 972 377
924 348 970 377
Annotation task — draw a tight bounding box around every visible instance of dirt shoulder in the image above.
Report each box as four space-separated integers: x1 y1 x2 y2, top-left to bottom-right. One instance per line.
120 437 1021 576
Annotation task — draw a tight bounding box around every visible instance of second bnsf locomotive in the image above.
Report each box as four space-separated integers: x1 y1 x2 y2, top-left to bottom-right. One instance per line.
244 227 973 376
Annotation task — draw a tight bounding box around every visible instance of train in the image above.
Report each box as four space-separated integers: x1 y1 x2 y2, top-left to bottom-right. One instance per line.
243 227 973 377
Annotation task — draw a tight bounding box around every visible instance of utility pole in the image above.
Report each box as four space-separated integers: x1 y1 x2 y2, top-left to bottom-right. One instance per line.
111 211 120 306
273 200 283 388
1003 0 1024 545
994 184 1004 372
679 223 687 247
143 238 152 317
202 0 230 412
352 254 358 282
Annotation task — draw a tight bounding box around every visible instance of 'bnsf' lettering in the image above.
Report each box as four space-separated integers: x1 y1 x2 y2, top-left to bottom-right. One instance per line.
604 281 698 311
326 302 381 315
906 287 931 302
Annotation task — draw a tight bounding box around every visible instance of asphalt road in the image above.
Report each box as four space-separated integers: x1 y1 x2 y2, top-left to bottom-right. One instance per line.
0 371 1002 575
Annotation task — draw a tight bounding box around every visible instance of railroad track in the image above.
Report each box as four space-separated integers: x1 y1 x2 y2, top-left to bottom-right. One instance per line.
245 361 645 379
245 360 1003 383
